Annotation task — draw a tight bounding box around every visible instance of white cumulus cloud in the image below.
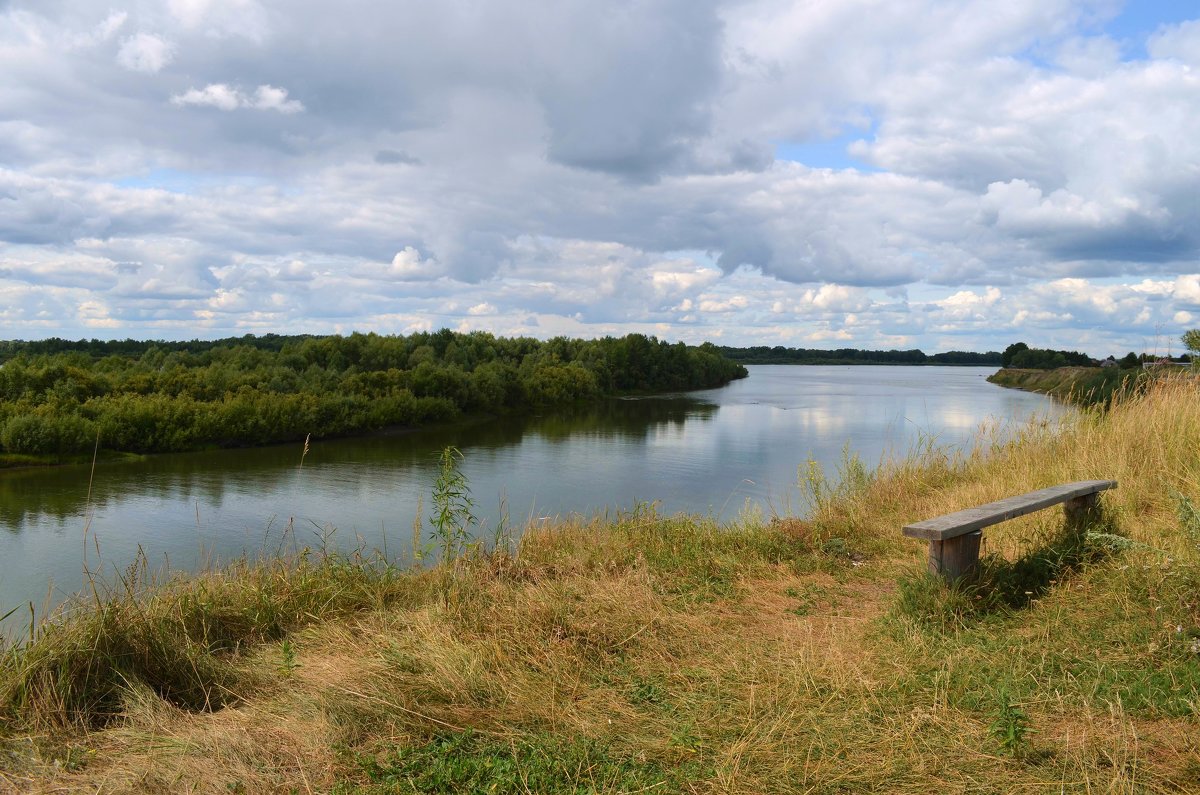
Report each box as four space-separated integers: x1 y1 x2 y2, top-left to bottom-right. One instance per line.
171 83 303 113
374 247 441 281
1175 274 1200 307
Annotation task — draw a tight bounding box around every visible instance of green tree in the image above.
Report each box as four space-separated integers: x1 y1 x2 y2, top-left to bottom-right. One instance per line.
1001 342 1029 367
1183 329 1200 361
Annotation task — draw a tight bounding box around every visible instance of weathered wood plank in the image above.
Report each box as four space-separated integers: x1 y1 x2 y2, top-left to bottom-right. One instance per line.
928 531 981 580
902 480 1117 541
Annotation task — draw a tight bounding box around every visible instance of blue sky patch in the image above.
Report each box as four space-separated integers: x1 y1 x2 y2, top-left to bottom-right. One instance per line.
114 168 206 194
1104 0 1196 59
773 125 880 171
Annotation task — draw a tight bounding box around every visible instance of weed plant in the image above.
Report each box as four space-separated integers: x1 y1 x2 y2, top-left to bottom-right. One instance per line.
988 688 1037 758
429 445 476 563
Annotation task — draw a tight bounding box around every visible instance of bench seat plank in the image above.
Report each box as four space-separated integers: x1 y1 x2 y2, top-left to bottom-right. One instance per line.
903 480 1117 541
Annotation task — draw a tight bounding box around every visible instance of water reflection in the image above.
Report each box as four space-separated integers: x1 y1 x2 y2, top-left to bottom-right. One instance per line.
0 396 717 528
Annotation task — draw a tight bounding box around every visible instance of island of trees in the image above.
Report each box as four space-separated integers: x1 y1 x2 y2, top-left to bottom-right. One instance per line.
0 331 747 461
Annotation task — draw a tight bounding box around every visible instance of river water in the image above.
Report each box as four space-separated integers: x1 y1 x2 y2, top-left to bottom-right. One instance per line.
0 365 1063 629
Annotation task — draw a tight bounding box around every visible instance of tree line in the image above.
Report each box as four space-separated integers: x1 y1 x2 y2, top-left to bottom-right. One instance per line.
0 331 747 460
1001 342 1192 370
716 346 1002 366
1000 342 1095 369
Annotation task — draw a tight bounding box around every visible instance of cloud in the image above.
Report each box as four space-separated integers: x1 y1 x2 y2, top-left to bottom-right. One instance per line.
171 84 304 113
1148 19 1200 63
171 84 242 111
0 1 1197 355
697 295 749 313
360 247 442 282
251 84 304 113
935 287 1002 318
650 264 721 297
90 11 129 44
0 248 119 289
532 0 729 179
803 284 869 312
1175 275 1200 307
117 33 174 73
167 0 269 41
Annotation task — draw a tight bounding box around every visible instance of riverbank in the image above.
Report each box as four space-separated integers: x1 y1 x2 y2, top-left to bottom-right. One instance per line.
2 377 1198 792
986 365 1141 406
0 449 147 471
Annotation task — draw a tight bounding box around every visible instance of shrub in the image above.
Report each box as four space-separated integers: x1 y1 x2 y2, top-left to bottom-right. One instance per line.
0 412 96 456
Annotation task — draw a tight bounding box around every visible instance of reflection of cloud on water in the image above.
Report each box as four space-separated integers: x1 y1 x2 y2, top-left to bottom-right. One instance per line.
904 402 1066 439
790 404 851 436
926 405 979 431
711 403 853 436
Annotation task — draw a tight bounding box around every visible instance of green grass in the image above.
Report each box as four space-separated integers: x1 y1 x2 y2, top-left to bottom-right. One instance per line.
339 729 705 794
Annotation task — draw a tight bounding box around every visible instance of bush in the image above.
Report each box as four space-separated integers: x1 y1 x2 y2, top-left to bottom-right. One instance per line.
0 413 96 456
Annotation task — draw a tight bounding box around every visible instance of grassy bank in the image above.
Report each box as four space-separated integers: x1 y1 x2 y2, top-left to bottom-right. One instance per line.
986 365 1141 406
2 378 1199 792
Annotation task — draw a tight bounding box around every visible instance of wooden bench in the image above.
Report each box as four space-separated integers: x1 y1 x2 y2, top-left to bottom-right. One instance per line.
902 480 1117 582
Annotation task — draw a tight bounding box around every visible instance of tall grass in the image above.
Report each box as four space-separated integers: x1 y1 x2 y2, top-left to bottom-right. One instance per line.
0 547 432 731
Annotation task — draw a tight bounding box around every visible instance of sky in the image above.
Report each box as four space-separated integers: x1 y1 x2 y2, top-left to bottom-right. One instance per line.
1 0 1198 357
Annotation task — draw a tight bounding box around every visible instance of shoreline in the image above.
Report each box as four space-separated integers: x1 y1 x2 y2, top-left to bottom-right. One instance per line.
985 365 1144 407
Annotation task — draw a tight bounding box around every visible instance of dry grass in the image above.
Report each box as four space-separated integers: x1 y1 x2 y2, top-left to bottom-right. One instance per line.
1 376 1199 792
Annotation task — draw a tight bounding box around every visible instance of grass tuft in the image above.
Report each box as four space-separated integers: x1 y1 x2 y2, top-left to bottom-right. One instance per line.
0 549 431 730
340 729 702 794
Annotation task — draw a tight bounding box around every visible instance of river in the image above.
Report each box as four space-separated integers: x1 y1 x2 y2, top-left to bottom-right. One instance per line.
0 365 1063 632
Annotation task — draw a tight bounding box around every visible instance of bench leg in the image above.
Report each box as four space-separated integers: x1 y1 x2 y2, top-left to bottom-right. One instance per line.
1063 492 1100 535
928 531 982 582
